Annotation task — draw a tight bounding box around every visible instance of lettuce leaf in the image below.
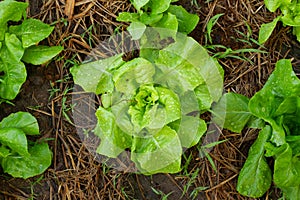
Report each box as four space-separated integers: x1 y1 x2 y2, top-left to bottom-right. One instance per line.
0 112 39 135
0 34 26 100
22 45 63 65
154 35 223 114
71 54 125 94
258 16 280 44
273 144 300 188
130 0 150 12
131 126 182 174
249 59 300 145
237 126 272 198
212 93 252 133
0 128 28 156
113 57 155 96
264 0 291 12
1 143 52 179
94 107 132 158
0 112 52 178
9 19 54 48
167 5 199 34
170 116 207 148
0 0 28 40
147 0 171 14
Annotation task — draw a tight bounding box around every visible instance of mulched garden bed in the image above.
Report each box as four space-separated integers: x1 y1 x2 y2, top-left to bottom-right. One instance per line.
1 0 299 199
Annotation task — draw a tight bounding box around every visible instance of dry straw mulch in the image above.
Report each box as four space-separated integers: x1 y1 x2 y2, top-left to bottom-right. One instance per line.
1 0 298 199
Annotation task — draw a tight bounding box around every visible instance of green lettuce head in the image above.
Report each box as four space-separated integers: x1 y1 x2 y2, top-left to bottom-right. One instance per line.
71 27 223 174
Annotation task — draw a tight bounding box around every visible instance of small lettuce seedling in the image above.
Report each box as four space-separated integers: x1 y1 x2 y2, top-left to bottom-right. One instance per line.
259 0 300 43
0 112 52 179
213 59 300 199
0 0 63 102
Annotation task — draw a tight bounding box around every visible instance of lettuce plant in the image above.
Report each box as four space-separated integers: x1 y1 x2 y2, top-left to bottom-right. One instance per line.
259 0 300 43
0 112 52 179
117 0 200 64
71 30 224 174
0 0 55 179
117 0 199 39
0 0 63 102
213 59 300 199
71 0 224 174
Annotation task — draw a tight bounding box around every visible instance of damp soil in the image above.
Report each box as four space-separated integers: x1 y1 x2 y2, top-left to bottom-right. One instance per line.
1 0 299 200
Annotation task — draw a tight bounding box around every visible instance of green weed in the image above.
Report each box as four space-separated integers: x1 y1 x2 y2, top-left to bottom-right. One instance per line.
151 187 173 200
28 176 44 200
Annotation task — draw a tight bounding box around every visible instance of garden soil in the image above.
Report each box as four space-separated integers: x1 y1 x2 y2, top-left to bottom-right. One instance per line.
0 0 299 199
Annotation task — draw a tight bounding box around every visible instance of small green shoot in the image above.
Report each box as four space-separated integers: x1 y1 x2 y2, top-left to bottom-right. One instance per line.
191 0 200 8
121 186 132 199
29 175 44 200
198 139 228 172
50 18 68 27
181 152 193 174
190 186 209 199
181 168 200 198
233 27 265 48
0 99 14 106
206 13 224 44
151 187 173 200
48 82 60 100
206 44 266 63
205 20 266 63
81 25 95 48
61 87 76 125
